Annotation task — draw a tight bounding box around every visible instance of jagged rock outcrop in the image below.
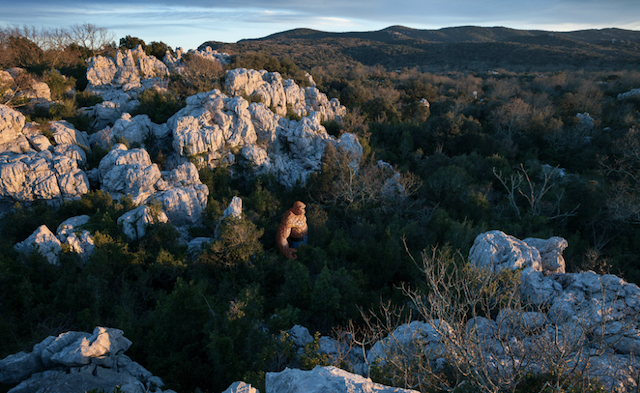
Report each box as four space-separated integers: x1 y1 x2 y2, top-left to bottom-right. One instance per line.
0 327 175 393
56 215 95 260
106 113 171 147
265 366 419 393
98 144 161 203
13 217 95 264
87 45 169 89
163 46 230 74
618 88 640 100
222 196 242 220
225 68 345 120
14 225 62 265
118 204 169 240
0 114 91 203
468 230 567 274
367 320 451 367
167 86 358 187
0 150 89 202
84 46 169 128
98 144 208 225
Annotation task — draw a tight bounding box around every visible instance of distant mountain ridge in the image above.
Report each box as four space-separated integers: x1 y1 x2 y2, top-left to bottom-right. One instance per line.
240 25 640 45
203 25 640 71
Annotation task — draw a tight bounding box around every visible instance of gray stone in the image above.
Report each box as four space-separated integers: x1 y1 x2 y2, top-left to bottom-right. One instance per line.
14 225 62 265
265 366 419 393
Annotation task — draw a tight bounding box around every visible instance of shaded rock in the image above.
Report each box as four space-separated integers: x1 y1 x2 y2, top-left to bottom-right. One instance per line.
3 326 170 393
187 237 213 257
50 121 91 153
367 320 450 366
469 230 542 273
118 205 169 240
288 325 313 347
520 268 562 305
222 381 260 393
56 215 94 259
14 225 62 265
523 236 567 274
265 366 419 393
0 351 40 385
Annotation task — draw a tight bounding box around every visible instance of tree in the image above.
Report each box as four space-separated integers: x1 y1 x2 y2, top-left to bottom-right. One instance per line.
148 41 174 60
119 35 146 51
68 23 114 56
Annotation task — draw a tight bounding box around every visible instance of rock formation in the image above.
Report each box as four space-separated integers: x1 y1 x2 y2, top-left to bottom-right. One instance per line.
265 366 419 393
0 327 175 393
98 144 208 225
118 204 169 240
468 230 568 274
163 46 230 73
167 84 356 187
14 216 95 264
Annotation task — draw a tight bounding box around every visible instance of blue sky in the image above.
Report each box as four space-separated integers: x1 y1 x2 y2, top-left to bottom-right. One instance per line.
1 0 639 50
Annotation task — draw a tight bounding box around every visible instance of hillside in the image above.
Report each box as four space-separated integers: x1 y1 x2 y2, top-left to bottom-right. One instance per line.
203 25 640 71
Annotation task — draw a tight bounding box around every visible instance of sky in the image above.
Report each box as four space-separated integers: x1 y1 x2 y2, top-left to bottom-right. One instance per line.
1 0 640 50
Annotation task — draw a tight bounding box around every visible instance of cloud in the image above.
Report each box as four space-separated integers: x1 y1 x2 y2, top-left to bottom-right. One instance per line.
2 0 639 49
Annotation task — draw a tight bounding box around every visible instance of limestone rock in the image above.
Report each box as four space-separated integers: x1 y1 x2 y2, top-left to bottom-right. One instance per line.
265 366 419 393
618 88 640 100
288 325 314 347
187 237 213 256
520 268 563 305
14 225 62 265
99 144 161 203
222 381 260 393
163 46 230 74
222 196 242 219
50 121 91 153
0 351 40 385
86 45 169 89
56 215 94 260
118 205 169 240
367 320 451 366
469 230 543 273
0 104 26 145
166 78 357 188
152 184 208 226
523 236 568 274
3 327 169 393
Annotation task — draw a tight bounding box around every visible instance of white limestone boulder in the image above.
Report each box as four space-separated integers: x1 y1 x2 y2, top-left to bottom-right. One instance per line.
222 381 260 393
98 144 161 204
469 230 543 273
14 225 62 265
523 236 568 274
56 215 94 260
118 204 169 240
50 121 91 153
152 185 208 226
367 320 451 366
265 366 419 393
288 325 314 347
3 327 171 393
0 104 26 145
222 196 242 219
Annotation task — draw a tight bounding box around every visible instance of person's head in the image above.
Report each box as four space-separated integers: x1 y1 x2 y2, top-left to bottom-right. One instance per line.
292 201 306 215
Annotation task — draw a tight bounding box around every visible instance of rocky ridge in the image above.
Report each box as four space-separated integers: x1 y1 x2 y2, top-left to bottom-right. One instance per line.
0 327 174 393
